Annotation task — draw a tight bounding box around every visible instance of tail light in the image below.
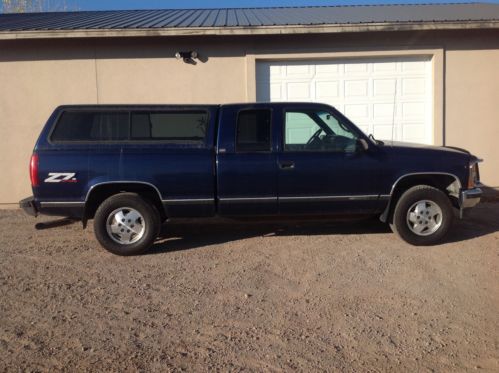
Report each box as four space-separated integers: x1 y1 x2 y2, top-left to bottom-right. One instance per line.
30 153 39 187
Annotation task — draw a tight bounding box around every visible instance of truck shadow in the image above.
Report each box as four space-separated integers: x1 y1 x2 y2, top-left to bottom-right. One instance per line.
149 217 388 255
148 204 499 254
445 207 499 244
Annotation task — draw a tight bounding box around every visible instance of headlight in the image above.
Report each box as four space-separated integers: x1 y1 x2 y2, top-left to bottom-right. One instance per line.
467 160 482 189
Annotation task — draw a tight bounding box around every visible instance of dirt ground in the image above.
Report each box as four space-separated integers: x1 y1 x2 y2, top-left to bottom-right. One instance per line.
0 204 498 372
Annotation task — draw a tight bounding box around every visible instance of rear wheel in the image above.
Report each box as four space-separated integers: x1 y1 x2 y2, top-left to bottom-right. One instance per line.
94 193 160 255
390 185 454 246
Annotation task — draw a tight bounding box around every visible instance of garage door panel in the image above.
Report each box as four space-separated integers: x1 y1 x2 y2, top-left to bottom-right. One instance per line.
402 78 426 95
256 57 433 144
373 62 398 72
344 104 369 120
373 103 395 119
357 125 370 134
402 102 426 120
315 81 340 99
402 60 427 72
285 64 314 77
286 82 311 100
315 64 340 76
373 79 397 96
372 124 395 140
344 80 369 97
344 62 369 73
402 124 427 143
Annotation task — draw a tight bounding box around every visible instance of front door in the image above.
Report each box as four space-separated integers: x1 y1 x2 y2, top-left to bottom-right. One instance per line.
277 106 383 215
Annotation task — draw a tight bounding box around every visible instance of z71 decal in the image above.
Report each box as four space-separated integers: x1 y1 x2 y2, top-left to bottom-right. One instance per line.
44 173 77 183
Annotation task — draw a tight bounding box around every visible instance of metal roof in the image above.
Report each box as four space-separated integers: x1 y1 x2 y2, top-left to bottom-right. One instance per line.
1 3 499 31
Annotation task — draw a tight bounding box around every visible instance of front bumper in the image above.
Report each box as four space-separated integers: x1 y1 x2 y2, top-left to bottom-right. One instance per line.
19 196 38 217
459 187 482 217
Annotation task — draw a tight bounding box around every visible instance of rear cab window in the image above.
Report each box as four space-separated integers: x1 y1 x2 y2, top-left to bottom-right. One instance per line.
235 109 271 152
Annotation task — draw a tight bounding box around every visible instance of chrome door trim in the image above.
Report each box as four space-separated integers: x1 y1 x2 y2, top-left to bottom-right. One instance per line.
218 197 278 203
279 195 381 202
162 198 214 205
85 181 164 202
379 172 463 223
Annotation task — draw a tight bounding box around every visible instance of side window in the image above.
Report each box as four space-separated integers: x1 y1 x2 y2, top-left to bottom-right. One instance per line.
285 112 321 147
130 111 208 143
51 111 129 142
236 109 271 152
284 109 359 152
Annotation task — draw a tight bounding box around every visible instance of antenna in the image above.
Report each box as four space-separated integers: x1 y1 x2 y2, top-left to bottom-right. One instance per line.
391 78 398 143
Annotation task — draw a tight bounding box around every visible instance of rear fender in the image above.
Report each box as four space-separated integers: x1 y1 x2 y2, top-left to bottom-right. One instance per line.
83 181 167 222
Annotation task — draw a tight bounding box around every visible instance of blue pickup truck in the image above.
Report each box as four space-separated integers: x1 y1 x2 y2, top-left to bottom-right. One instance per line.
20 103 482 255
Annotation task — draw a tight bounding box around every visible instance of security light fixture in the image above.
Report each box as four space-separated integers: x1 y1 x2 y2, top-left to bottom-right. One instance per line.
175 51 198 63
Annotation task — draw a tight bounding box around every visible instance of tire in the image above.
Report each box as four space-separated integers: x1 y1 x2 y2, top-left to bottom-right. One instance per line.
93 193 161 256
390 185 454 246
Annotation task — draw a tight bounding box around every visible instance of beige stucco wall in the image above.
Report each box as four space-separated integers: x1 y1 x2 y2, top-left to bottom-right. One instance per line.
0 30 498 206
445 48 499 176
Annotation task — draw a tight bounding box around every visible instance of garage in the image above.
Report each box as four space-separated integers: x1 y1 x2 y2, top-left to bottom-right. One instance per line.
1 3 499 206
256 57 433 144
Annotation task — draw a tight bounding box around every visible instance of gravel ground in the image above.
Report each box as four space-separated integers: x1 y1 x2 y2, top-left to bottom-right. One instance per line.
0 204 498 372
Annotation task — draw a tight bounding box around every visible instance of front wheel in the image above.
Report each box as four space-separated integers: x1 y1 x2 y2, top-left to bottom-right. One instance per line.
390 185 454 246
93 193 161 256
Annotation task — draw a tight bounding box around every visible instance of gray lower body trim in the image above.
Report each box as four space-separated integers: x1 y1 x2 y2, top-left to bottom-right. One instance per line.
40 201 85 208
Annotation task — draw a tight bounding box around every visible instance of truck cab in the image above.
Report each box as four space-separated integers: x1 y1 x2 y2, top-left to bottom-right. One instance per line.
216 103 385 216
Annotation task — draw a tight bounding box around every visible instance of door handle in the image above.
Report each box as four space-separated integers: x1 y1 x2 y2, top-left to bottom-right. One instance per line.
279 161 295 170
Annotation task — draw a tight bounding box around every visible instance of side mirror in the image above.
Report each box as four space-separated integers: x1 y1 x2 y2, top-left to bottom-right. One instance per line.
358 138 369 152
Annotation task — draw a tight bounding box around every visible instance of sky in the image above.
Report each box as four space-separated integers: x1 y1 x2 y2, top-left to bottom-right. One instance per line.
76 0 499 11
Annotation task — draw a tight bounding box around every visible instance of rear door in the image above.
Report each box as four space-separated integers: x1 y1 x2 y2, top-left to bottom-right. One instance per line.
216 105 278 215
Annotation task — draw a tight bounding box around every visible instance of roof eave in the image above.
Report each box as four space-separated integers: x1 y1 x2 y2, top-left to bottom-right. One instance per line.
1 20 499 40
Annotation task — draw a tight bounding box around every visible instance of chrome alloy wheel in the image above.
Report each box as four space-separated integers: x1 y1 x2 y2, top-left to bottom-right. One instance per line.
406 200 443 236
105 207 145 245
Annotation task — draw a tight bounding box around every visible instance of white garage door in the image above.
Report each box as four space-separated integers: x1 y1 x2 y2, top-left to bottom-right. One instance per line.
256 57 433 144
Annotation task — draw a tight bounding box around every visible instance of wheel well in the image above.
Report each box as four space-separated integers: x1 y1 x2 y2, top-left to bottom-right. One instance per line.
84 183 166 222
381 174 459 223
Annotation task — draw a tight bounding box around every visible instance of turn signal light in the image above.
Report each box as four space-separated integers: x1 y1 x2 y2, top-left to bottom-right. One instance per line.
467 162 480 189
